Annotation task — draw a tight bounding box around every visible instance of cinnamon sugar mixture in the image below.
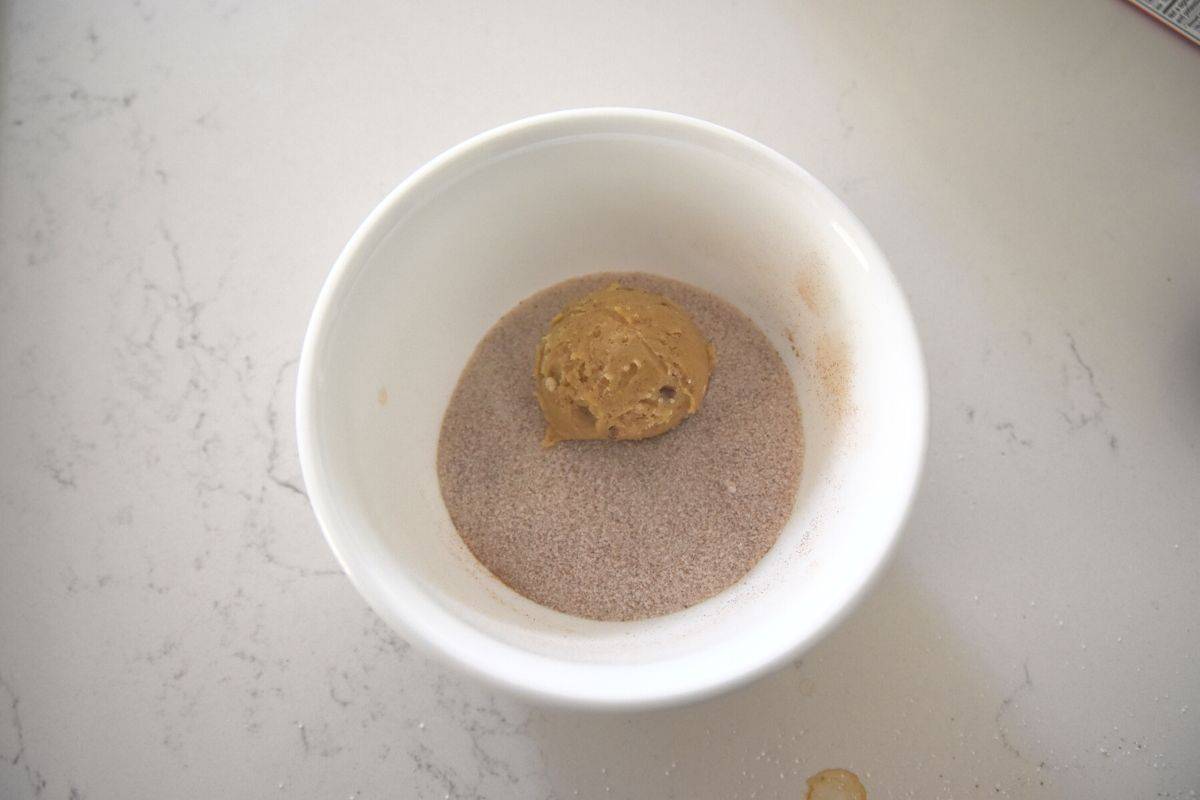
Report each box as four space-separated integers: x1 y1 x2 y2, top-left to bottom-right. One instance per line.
437 272 803 621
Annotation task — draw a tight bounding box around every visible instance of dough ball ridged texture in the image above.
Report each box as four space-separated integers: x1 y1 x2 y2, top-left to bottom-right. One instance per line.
534 284 715 445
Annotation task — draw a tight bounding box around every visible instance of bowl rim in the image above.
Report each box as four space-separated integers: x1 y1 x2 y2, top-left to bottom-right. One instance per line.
296 107 929 709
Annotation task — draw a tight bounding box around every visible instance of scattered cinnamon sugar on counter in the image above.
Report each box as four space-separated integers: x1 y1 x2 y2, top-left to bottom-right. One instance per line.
436 272 804 621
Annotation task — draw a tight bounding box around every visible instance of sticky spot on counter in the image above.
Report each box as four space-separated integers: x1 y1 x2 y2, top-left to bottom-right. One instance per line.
806 769 867 800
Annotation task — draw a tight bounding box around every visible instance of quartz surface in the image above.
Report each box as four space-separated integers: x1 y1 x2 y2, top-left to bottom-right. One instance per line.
1 2 1198 798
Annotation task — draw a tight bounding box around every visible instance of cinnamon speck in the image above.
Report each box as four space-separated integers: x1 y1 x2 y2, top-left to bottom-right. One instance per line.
784 328 804 360
814 335 853 423
796 270 828 316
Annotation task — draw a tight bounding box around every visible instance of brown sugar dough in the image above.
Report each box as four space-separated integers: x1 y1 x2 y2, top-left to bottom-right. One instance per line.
534 283 715 445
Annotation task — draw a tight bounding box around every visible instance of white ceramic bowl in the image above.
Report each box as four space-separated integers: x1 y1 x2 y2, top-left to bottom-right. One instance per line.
297 108 927 709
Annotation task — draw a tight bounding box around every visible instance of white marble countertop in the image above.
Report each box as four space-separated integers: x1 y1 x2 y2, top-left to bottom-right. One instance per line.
2 2 1198 798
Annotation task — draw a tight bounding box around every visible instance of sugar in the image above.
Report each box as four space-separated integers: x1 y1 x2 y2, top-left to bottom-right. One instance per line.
436 272 804 621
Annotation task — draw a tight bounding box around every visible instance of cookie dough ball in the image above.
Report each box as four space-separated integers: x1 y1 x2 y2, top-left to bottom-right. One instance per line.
534 283 715 445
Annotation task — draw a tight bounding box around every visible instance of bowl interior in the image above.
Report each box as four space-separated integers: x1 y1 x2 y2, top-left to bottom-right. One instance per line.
299 111 925 706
